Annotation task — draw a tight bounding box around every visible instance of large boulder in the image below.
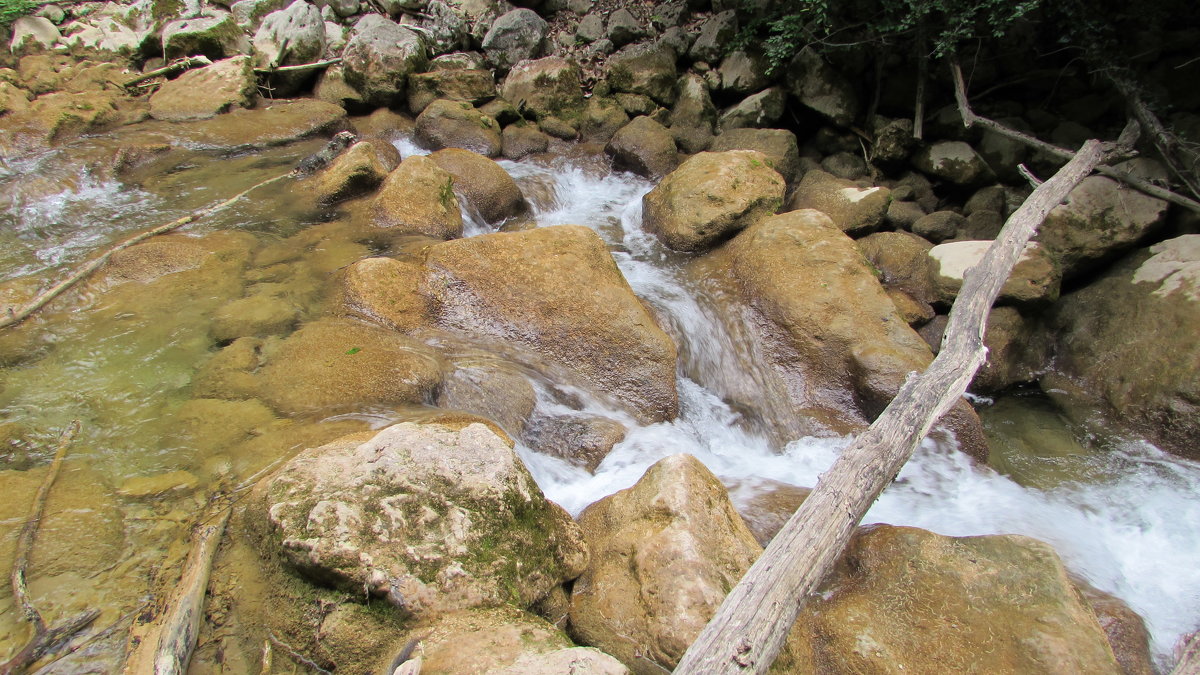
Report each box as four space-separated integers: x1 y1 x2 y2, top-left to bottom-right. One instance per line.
499 57 584 121
717 87 786 131
706 210 988 457
252 422 589 616
928 240 1061 307
786 169 892 235
8 16 60 54
579 96 630 144
406 68 495 115
371 155 464 240
170 99 348 150
481 8 547 71
717 50 770 96
161 11 248 60
856 230 936 304
420 226 679 424
414 98 502 157
668 73 716 153
341 14 428 107
971 306 1047 393
334 257 431 333
687 10 736 64
255 318 444 416
437 361 538 437
1037 159 1170 279
570 454 807 674
1042 235 1200 459
604 116 678 179
148 55 257 121
252 0 326 95
784 47 858 126
642 150 785 252
606 42 679 107
708 127 800 184
428 148 527 225
793 525 1122 674
913 140 996 188
311 139 397 205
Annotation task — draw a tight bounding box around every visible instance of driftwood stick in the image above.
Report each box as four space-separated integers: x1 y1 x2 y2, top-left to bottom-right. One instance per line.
254 58 342 75
123 56 213 89
0 171 292 331
951 61 1200 214
29 603 147 675
673 139 1110 674
0 421 101 675
122 507 231 675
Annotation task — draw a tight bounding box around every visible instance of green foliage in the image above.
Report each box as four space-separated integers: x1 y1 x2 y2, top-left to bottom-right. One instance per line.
0 0 40 27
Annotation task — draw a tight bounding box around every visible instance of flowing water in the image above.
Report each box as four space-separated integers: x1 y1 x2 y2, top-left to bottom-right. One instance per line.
0 129 1196 670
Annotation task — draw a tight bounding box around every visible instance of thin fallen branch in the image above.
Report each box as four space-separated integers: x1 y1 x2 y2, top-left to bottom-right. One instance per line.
0 171 292 331
30 602 148 675
951 61 1200 215
673 139 1113 674
254 58 342 75
123 56 213 90
122 506 231 675
267 633 332 674
1106 74 1200 201
0 421 100 675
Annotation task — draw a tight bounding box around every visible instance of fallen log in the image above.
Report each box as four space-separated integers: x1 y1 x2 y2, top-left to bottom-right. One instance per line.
254 58 342 75
673 138 1114 673
122 507 231 675
123 56 213 90
0 421 100 675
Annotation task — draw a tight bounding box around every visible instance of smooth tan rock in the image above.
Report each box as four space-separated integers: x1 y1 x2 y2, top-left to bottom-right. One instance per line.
709 128 800 184
501 123 549 159
173 99 349 150
168 397 278 456
913 140 996 187
973 306 1047 393
252 422 588 616
407 68 496 115
436 361 537 436
429 147 527 224
312 139 394 205
794 525 1122 675
414 98 502 157
148 55 257 121
499 56 584 120
255 318 444 416
522 414 625 472
857 230 936 303
371 155 464 240
928 240 1061 307
786 169 891 236
117 470 200 498
334 256 431 332
421 226 678 424
210 293 300 341
416 607 576 674
642 150 785 252
605 115 678 179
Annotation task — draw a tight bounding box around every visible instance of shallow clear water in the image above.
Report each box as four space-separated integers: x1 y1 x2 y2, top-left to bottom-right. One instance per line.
0 130 1195 669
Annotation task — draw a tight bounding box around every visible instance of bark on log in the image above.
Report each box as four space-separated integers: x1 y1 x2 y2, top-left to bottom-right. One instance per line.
951 62 1200 215
122 508 231 675
673 139 1111 674
254 58 342 75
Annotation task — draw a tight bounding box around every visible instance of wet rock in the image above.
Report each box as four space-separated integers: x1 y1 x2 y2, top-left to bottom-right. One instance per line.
972 306 1046 393
728 477 811 546
785 47 858 127
786 169 891 236
579 96 629 144
482 8 547 71
0 81 32 115
406 68 495 115
210 292 300 341
607 42 678 106
501 123 549 159
148 55 257 122
708 128 800 186
414 99 501 157
341 15 428 107
570 454 807 674
100 231 252 286
912 210 964 243
522 414 626 472
717 86 785 131
928 240 1060 307
793 525 1122 675
313 64 366 110
1072 580 1156 675
334 257 430 332
1038 159 1170 279
642 150 785 252
192 337 266 400
169 397 278 456
1043 235 1200 459
856 230 936 303
429 147 527 224
371 155 464 240
437 361 537 436
711 210 988 457
255 318 444 416
886 287 936 326
417 608 612 673
172 99 349 150
252 422 588 615
668 73 716 153
162 11 248 60
605 115 678 179
913 140 995 188
499 56 584 121
688 10 735 64
421 226 678 424
1 89 134 150
9 16 60 54
252 0 326 96
311 139 395 205
117 470 201 498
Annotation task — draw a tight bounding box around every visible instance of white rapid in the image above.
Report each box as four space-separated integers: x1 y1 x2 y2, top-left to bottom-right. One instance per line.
459 151 1200 667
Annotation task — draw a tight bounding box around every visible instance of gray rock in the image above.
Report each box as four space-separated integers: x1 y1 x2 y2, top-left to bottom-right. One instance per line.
523 414 626 472
8 16 60 54
341 14 428 107
35 4 65 24
579 96 629 144
575 12 603 43
718 87 785 131
161 11 248 60
669 73 716 153
230 0 290 31
607 42 679 106
871 117 915 165
403 0 472 56
912 211 964 243
718 50 769 95
605 8 645 47
482 8 547 71
709 127 799 184
500 56 584 120
406 68 495 115
913 140 995 188
657 25 690 55
884 200 926 230
253 1 326 95
325 0 358 18
821 151 867 181
605 116 678 179
784 47 858 127
688 9 735 63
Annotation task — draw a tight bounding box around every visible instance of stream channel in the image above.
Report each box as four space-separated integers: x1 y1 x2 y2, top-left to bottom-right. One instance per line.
0 127 1197 670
